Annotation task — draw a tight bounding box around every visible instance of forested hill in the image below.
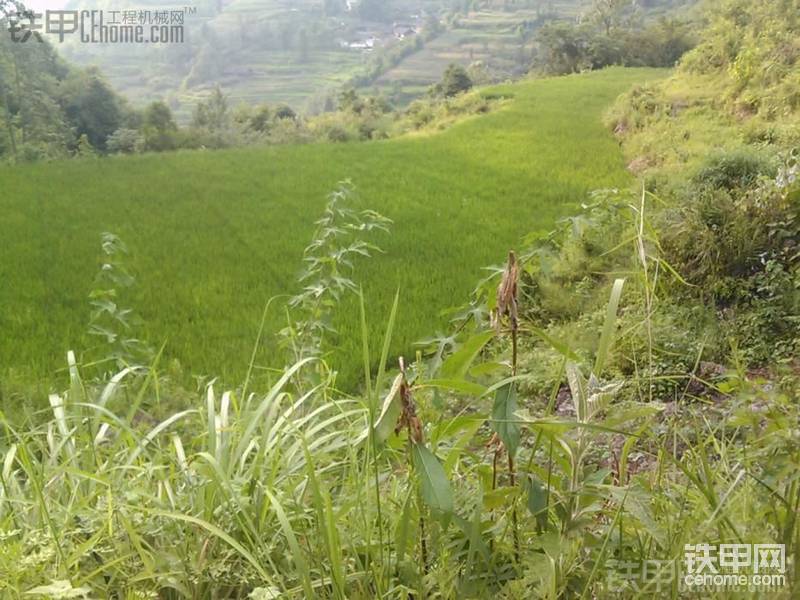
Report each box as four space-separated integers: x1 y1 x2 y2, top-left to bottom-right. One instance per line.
0 8 134 160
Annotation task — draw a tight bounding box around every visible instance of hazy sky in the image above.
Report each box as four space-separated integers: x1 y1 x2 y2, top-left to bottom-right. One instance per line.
21 0 70 11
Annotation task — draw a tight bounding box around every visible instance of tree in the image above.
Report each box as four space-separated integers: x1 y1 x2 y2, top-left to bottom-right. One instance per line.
590 0 627 36
338 88 364 114
535 22 591 74
0 65 18 160
192 86 229 131
145 101 177 132
61 68 123 151
143 101 177 151
439 63 473 97
106 128 143 154
274 105 296 120
249 105 272 133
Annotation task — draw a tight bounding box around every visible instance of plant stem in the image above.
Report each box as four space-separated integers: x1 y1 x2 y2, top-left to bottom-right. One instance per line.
419 509 428 575
509 321 520 564
509 453 520 564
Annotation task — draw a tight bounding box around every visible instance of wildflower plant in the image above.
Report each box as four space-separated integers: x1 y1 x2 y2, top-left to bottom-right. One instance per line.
281 180 391 365
85 232 152 373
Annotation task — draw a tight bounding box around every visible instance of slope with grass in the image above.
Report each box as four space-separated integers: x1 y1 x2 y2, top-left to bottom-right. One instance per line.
0 67 666 395
606 0 800 176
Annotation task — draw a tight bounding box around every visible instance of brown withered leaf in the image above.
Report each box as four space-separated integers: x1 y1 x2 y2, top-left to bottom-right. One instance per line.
492 250 518 331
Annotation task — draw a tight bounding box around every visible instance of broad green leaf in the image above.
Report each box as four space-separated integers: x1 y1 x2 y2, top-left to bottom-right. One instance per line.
422 378 487 396
491 383 520 457
433 414 486 443
412 442 453 526
373 373 403 444
24 581 91 598
439 330 494 379
526 474 549 532
533 530 563 561
468 361 506 377
482 486 518 510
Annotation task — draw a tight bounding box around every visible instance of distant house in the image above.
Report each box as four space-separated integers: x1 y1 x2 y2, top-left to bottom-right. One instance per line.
393 24 418 39
348 36 378 50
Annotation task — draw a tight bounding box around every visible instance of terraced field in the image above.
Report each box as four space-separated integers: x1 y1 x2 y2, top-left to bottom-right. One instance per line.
366 3 583 102
60 0 370 119
58 0 582 117
0 67 664 392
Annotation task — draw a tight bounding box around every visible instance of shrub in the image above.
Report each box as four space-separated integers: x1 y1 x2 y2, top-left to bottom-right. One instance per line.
106 128 144 154
327 125 351 142
693 147 776 190
439 64 473 98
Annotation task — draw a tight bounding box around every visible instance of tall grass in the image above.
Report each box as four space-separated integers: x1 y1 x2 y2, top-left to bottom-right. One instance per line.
2 199 797 597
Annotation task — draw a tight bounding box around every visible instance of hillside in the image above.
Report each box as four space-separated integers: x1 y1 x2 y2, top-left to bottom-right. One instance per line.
0 67 665 395
368 6 556 102
55 0 691 118
57 0 562 119
607 0 800 175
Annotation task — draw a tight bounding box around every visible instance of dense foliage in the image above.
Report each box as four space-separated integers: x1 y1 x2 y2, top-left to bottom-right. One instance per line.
602 0 800 370
532 0 697 74
0 30 133 160
0 52 487 161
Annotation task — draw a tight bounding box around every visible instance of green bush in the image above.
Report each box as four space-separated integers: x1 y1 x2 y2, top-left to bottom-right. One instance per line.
693 147 776 190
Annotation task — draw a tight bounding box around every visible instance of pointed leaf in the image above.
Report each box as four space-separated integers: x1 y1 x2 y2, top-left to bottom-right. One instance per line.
526 474 549 532
439 330 494 379
412 443 453 526
373 373 403 444
491 383 520 457
594 278 624 375
566 362 588 422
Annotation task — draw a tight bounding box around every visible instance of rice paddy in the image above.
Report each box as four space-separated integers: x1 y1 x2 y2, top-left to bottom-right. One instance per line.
0 67 666 391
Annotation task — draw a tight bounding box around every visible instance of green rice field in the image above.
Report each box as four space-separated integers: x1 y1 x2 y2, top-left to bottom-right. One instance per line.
0 67 664 391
